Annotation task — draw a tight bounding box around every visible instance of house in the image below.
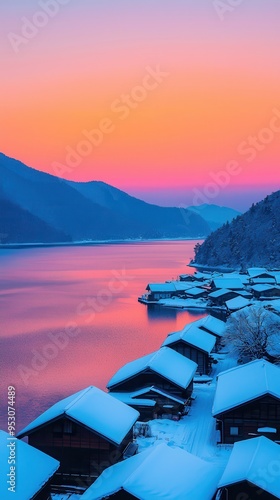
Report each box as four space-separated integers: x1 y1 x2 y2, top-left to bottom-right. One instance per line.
196 315 226 339
179 274 195 282
0 430 59 500
80 443 221 500
162 325 216 374
208 289 239 307
225 296 251 312
247 268 275 280
144 283 177 301
107 347 197 402
251 284 280 299
211 278 244 291
111 386 187 420
185 287 208 299
217 437 280 499
17 386 139 486
212 359 280 444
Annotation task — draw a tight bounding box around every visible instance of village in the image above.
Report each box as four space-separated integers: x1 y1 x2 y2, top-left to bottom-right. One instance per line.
2 267 280 500
138 267 280 315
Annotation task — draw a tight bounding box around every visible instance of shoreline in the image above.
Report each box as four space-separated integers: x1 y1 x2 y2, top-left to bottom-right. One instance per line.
0 237 205 251
188 261 237 272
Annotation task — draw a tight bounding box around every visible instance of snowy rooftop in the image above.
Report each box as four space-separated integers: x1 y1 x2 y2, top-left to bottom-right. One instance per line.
107 347 197 390
208 288 233 299
218 437 280 498
225 296 251 311
0 430 59 500
146 283 176 292
247 267 269 277
251 284 280 292
185 287 206 296
112 386 186 406
197 315 226 337
17 386 139 446
213 359 280 416
80 443 221 500
163 325 216 354
212 278 244 290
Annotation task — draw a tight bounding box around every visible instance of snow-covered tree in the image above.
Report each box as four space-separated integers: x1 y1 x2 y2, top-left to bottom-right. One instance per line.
223 305 280 363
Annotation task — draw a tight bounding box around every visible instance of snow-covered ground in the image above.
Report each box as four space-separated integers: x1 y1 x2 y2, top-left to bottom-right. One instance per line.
136 353 237 477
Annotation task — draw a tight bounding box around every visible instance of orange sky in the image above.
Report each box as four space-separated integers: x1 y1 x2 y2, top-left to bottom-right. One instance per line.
1 1 280 208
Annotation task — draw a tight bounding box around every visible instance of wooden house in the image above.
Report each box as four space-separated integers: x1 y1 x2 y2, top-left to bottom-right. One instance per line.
208 289 239 307
251 284 280 299
196 315 226 340
185 287 208 299
162 325 216 375
212 359 280 444
111 386 187 420
211 277 244 291
0 430 59 500
80 443 220 500
107 347 197 402
179 274 195 282
225 296 251 313
217 437 280 500
17 387 139 487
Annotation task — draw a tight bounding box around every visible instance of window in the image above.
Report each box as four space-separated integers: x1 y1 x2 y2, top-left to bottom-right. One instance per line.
230 426 239 436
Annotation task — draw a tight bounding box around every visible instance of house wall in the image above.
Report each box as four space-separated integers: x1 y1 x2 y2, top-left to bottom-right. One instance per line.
216 395 280 444
28 417 133 485
109 371 193 400
33 480 53 500
218 481 277 500
169 342 209 374
108 490 138 499
210 292 238 306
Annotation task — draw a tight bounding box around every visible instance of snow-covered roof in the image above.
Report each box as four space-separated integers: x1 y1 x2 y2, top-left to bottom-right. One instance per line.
185 287 206 296
213 359 280 416
172 282 196 291
107 347 197 390
80 443 221 500
0 430 59 500
212 278 244 290
163 325 216 354
146 283 176 292
208 288 233 299
225 296 251 311
17 386 139 445
197 315 226 337
111 386 186 406
110 393 156 407
247 267 269 277
218 437 280 498
251 284 280 293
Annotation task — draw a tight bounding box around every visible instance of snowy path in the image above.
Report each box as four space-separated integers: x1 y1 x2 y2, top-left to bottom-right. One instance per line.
137 354 237 474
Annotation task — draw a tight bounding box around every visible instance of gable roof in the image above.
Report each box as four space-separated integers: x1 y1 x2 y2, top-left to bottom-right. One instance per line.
251 284 280 293
146 283 176 293
197 315 226 337
185 287 206 296
218 437 280 498
0 430 59 500
208 288 234 299
213 359 280 416
162 325 216 354
80 443 221 500
17 386 139 445
107 347 197 390
212 278 244 290
112 386 186 406
225 296 251 311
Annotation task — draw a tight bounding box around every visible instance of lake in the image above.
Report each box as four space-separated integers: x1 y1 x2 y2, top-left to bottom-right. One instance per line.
0 240 204 432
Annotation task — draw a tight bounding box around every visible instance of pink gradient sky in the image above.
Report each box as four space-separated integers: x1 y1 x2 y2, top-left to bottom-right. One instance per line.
1 0 280 209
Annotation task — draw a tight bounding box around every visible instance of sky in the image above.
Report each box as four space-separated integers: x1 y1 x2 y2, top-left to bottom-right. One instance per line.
1 0 280 211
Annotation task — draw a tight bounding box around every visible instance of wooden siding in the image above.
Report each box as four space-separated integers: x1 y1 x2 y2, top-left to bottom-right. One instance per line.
216 395 280 444
28 417 132 486
218 481 277 500
169 341 210 374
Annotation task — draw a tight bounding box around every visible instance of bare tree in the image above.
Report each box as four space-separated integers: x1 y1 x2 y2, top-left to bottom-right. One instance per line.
223 306 280 362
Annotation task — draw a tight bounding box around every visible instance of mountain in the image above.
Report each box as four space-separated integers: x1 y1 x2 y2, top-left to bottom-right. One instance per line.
0 153 210 243
192 190 280 269
186 204 241 231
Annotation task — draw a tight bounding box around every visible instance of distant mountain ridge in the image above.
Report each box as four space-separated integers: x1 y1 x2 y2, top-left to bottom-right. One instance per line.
192 190 280 269
186 204 240 231
0 153 211 244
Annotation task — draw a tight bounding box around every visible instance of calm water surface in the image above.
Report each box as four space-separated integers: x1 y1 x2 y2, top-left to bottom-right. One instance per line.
0 241 204 431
